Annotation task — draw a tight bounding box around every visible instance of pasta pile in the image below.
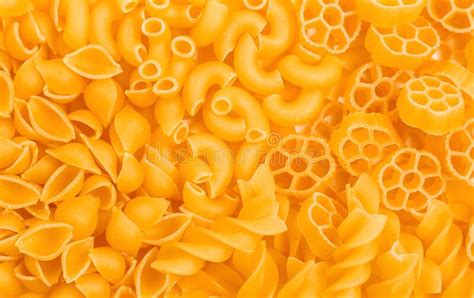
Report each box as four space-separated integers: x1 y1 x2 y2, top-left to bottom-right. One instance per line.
0 0 474 297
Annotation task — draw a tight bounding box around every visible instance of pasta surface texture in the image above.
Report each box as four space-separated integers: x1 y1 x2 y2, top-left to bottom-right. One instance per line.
0 0 472 297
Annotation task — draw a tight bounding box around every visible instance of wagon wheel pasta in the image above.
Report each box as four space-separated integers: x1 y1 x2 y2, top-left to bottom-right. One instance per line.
0 0 473 297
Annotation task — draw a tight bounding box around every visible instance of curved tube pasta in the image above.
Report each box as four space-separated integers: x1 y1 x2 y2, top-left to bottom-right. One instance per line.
41 164 84 204
145 0 200 29
126 79 158 107
234 34 284 96
140 17 171 80
214 10 266 61
35 59 87 96
186 133 233 198
106 207 143 256
63 44 122 79
46 143 101 174
234 141 269 180
27 96 76 143
202 103 246 142
89 0 122 60
84 78 125 127
0 71 13 118
258 0 295 58
124 196 169 231
89 246 126 284
183 61 236 116
116 0 138 13
263 89 324 126
182 182 238 220
110 105 151 156
52 0 89 49
0 175 40 209
15 220 73 261
60 237 94 283
117 7 146 67
54 195 99 240
190 1 228 47
206 86 270 143
277 55 343 89
152 35 197 97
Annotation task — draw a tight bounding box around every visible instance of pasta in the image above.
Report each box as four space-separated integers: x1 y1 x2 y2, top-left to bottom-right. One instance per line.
0 1 472 297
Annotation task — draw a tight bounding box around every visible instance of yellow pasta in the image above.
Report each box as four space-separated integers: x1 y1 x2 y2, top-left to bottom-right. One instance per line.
0 1 472 296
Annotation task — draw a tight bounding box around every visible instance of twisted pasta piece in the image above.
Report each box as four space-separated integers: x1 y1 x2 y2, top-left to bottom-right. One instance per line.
151 165 286 276
416 200 472 296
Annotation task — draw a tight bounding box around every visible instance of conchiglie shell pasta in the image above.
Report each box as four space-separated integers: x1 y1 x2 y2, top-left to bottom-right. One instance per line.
41 164 84 204
0 137 22 169
24 202 51 221
21 155 62 185
14 261 50 293
106 207 142 256
13 98 46 141
0 117 15 138
24 256 62 287
0 213 24 261
0 261 25 296
75 273 111 298
35 59 87 95
124 196 169 231
27 96 76 143
0 175 41 209
13 52 44 99
82 136 118 182
141 146 180 199
0 71 14 117
84 78 125 127
80 175 117 210
15 220 73 261
54 195 100 240
49 282 84 298
61 237 93 283
46 143 101 174
68 110 103 140
89 246 126 284
110 105 151 156
63 44 122 79
134 247 169 298
117 153 144 194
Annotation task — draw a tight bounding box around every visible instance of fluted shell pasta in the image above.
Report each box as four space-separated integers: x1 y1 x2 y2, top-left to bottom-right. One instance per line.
15 220 73 261
63 44 122 79
60 237 93 283
54 195 100 240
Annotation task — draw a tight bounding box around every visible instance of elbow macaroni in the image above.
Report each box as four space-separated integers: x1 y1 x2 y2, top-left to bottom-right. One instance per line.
0 1 472 297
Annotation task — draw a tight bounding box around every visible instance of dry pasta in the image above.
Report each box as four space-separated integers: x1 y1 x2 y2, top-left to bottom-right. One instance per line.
0 1 472 297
